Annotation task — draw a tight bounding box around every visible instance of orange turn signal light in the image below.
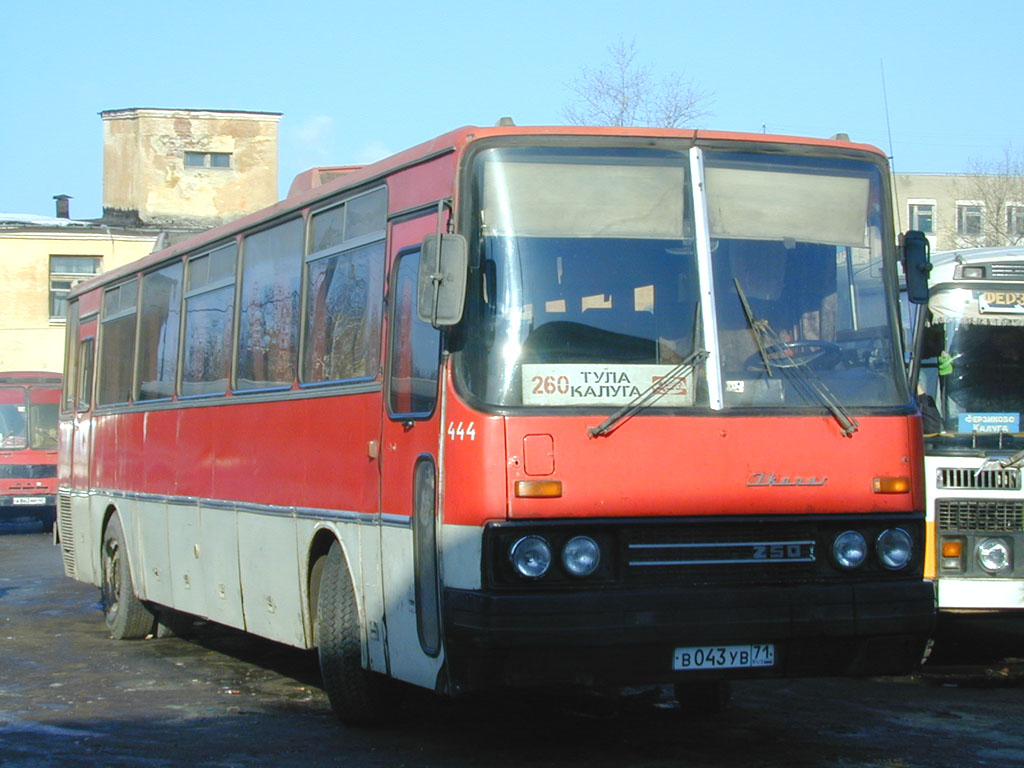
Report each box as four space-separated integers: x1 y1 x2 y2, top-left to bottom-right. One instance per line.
515 480 563 498
873 476 911 494
942 540 963 558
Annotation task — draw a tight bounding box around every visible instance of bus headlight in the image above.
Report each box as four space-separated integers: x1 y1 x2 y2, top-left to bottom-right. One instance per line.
562 536 601 577
510 536 552 579
876 528 913 570
832 531 867 569
977 538 1012 574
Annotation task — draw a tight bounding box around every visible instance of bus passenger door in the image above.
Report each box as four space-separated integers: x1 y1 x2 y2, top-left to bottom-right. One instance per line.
64 313 97 581
378 221 445 689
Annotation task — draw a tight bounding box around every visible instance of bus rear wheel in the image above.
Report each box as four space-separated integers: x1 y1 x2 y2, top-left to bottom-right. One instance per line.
100 514 155 640
316 540 400 726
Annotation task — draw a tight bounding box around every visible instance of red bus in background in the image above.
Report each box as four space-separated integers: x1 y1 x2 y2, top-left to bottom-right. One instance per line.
1 372 61 532
57 124 935 725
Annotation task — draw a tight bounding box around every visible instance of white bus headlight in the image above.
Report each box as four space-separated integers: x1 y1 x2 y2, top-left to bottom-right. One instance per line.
562 536 601 577
977 538 1012 573
876 528 913 570
510 536 552 579
833 531 867 569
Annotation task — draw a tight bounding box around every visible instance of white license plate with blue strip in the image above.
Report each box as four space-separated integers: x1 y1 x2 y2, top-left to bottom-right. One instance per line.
673 643 775 670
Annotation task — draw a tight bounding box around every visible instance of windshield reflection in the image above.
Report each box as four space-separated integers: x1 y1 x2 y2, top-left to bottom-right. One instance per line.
455 143 908 414
920 311 1024 442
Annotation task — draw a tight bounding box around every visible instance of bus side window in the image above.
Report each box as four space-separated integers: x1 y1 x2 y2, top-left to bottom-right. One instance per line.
388 250 441 418
62 303 80 413
77 339 94 412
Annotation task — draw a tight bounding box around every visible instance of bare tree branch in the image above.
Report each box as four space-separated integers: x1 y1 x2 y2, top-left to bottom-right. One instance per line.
563 39 713 128
947 145 1024 247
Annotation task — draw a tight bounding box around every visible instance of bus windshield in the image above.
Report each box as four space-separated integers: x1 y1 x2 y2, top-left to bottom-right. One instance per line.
920 285 1024 447
456 143 908 412
0 389 28 449
0 386 58 450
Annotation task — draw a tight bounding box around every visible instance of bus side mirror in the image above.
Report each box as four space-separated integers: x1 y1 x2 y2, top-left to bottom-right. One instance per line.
417 234 468 327
902 230 931 305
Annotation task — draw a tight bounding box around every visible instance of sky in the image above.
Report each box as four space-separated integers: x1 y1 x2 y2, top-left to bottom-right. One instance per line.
2 0 1021 220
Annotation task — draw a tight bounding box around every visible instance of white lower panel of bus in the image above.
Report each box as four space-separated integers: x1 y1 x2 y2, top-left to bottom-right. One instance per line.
938 577 1024 610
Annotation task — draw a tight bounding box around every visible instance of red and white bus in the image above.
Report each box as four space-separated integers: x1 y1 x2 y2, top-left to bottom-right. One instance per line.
1 372 61 532
57 124 935 723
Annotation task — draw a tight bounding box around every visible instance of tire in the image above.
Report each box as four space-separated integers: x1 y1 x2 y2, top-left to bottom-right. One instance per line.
100 514 155 640
317 540 400 726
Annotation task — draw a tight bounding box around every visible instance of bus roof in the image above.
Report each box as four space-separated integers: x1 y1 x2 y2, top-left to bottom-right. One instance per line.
0 372 62 386
929 245 1024 285
67 124 887 300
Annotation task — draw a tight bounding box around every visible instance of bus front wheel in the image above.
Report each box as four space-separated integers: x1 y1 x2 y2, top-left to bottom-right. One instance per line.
100 514 155 640
316 540 399 726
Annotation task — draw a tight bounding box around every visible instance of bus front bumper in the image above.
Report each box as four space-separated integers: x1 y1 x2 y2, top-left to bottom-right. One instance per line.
442 581 936 691
0 494 56 516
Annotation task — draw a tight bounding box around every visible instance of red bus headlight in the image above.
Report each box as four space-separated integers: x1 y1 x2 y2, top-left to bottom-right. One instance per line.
510 536 552 579
876 528 913 570
832 531 867 569
562 536 601 577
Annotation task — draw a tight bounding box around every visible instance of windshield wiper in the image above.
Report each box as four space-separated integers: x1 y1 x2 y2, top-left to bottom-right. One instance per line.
975 446 1024 476
587 349 709 438
735 280 859 437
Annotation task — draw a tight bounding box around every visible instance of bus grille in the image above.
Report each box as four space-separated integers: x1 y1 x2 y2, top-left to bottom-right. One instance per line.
989 263 1024 279
622 522 821 587
0 464 57 479
937 467 1021 490
57 494 76 576
937 499 1024 532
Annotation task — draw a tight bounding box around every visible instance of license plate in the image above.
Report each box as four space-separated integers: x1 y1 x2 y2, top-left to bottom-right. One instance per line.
673 643 775 670
13 497 46 506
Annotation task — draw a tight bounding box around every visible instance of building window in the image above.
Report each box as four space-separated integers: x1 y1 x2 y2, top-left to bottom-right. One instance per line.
1007 205 1024 238
957 203 984 236
184 151 231 169
49 256 101 320
908 202 935 234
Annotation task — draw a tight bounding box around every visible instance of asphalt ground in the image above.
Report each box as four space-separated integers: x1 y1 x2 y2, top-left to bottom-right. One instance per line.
2 518 1023 768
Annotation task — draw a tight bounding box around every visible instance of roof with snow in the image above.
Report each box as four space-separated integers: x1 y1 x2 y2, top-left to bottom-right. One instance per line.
0 213 93 228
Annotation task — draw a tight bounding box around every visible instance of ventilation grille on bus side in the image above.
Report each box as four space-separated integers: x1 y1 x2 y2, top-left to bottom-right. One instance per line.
937 467 1021 491
937 499 1024 532
57 494 76 577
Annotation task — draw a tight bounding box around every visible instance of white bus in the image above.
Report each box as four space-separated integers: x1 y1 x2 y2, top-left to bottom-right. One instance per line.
912 246 1024 613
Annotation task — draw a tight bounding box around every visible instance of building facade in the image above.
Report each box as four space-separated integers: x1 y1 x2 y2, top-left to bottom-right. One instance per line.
102 108 281 230
894 173 1024 253
0 108 281 373
0 217 158 372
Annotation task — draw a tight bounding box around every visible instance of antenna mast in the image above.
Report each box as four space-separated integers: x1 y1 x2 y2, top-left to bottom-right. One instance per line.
880 59 903 232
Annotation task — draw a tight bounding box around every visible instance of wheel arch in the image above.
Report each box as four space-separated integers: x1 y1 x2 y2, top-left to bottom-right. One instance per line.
98 502 120 571
307 527 359 649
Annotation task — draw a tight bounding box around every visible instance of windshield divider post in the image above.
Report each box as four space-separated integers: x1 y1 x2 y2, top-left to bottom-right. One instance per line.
690 147 724 410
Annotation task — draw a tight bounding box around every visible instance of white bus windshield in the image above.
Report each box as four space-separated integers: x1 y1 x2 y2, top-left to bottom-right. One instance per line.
920 286 1024 444
455 143 908 413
